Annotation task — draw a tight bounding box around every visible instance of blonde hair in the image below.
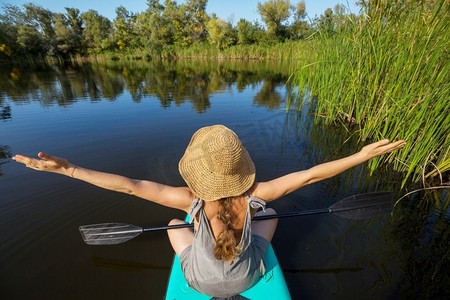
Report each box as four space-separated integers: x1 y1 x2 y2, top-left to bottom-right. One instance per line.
213 198 241 263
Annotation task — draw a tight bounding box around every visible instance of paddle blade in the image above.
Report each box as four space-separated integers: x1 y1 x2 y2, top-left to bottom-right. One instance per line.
330 192 393 220
79 223 143 245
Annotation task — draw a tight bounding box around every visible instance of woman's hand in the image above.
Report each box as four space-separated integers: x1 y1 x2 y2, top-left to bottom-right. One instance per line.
12 152 75 176
358 139 406 160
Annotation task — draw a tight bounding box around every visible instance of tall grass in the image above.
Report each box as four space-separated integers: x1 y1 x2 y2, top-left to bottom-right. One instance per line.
290 0 449 186
83 40 310 61
170 40 308 60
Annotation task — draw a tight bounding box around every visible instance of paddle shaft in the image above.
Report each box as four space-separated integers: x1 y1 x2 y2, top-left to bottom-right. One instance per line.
142 202 383 232
79 192 393 245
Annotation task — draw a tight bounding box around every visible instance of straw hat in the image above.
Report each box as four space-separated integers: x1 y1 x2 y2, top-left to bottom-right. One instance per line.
179 125 255 201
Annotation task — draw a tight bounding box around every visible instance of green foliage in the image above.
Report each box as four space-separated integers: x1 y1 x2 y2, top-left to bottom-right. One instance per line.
293 1 305 20
53 9 83 55
290 0 450 185
23 3 55 40
0 0 316 59
206 16 235 50
288 20 308 39
162 0 188 46
16 25 46 54
81 10 113 52
236 19 263 45
257 0 291 39
0 3 54 56
113 6 139 48
184 0 208 43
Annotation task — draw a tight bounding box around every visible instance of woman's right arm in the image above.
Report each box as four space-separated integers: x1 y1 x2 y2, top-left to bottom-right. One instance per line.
12 152 194 211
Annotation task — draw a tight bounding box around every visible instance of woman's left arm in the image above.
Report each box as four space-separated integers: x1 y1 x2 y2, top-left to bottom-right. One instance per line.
255 139 406 202
12 152 193 211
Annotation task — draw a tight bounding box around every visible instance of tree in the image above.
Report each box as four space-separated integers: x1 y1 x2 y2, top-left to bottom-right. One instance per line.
113 6 138 49
319 8 335 34
23 3 54 41
10 3 55 55
184 0 209 43
16 25 46 54
236 19 261 44
162 0 188 46
293 1 306 20
206 15 234 49
65 8 83 37
136 9 171 51
81 10 113 52
257 0 291 39
288 1 309 40
0 5 23 55
146 0 164 14
53 13 81 55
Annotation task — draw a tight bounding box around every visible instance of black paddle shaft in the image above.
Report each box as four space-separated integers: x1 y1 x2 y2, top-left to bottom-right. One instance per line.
80 192 394 245
141 210 332 232
142 193 394 232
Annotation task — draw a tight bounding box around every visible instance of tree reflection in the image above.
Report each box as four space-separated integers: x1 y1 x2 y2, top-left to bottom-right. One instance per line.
1 105 11 120
0 60 291 112
253 79 284 110
0 105 12 176
0 145 12 176
1 60 293 111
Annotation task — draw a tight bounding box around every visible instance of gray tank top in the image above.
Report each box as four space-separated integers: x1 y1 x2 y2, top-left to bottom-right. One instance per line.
179 195 269 298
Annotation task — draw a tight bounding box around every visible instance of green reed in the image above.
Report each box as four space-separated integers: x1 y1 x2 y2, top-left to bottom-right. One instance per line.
168 40 309 61
290 0 449 186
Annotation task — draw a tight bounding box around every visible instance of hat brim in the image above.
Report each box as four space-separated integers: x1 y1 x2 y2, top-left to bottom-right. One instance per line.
178 125 255 201
179 149 255 201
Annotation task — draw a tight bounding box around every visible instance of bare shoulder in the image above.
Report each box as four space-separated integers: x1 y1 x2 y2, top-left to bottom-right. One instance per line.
166 186 196 212
134 182 195 212
251 182 273 202
251 171 311 202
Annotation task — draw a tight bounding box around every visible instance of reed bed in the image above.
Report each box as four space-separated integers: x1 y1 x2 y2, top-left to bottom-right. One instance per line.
290 0 449 186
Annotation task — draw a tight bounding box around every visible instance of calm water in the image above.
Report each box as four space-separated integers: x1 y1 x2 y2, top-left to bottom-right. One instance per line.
1 60 447 299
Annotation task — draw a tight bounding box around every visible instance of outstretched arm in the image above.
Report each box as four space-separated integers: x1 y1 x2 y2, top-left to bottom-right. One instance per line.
12 152 194 212
255 139 406 202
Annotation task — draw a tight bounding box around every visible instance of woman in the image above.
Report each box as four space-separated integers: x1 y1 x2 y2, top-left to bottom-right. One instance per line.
12 124 405 298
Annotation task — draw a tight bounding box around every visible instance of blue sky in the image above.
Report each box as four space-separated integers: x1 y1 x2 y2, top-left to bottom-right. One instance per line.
1 0 360 23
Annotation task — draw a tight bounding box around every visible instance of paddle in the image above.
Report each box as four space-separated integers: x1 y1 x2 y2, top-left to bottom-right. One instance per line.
79 192 393 245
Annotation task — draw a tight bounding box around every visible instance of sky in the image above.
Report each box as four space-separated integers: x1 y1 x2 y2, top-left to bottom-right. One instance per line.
1 0 360 23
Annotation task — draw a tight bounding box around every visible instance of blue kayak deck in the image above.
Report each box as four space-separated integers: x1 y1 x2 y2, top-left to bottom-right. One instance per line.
165 216 291 299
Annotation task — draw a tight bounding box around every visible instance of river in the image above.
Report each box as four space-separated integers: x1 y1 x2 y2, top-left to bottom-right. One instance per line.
0 60 447 299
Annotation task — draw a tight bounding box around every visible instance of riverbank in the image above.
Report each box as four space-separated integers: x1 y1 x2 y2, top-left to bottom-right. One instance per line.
0 40 306 66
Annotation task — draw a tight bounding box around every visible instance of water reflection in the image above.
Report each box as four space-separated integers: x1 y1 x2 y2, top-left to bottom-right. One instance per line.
0 105 11 120
390 190 449 298
0 105 12 176
253 80 284 110
92 256 170 272
284 92 449 298
0 145 12 176
0 60 293 113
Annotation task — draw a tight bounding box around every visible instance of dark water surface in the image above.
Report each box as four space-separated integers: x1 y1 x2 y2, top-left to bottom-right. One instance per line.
1 60 447 299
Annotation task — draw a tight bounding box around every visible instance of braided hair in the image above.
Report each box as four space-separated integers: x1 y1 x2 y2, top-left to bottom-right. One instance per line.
213 197 241 263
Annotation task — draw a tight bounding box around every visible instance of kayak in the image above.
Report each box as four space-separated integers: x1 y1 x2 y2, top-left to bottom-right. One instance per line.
165 216 291 299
